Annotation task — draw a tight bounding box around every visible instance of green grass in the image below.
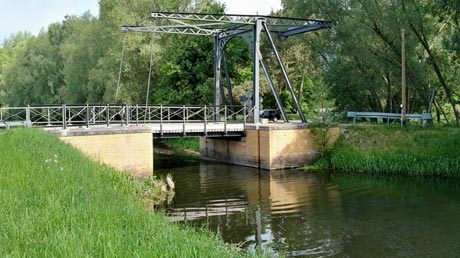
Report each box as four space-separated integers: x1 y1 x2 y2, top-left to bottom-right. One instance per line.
326 126 460 176
160 137 201 153
0 129 253 257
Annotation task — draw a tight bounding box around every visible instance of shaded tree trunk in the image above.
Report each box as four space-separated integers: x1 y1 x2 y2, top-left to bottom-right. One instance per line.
383 72 393 112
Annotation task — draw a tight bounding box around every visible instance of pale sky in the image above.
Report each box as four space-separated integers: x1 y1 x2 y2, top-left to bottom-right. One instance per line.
0 0 282 43
221 0 281 15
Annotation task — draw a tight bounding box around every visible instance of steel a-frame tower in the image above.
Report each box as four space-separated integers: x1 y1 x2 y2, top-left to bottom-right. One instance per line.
123 12 331 123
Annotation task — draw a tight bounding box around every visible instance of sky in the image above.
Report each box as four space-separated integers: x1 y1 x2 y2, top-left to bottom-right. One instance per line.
0 0 282 43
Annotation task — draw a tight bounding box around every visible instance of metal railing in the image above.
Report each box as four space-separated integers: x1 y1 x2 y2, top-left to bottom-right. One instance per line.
0 104 255 130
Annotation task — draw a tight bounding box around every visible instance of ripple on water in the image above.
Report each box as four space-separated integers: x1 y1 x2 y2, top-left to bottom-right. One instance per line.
155 158 460 258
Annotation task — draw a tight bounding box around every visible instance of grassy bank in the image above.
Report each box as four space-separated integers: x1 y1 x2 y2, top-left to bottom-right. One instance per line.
159 137 201 154
326 126 460 176
0 129 252 257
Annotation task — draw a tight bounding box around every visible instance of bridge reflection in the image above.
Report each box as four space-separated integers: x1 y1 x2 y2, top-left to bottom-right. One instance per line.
167 163 343 221
163 162 344 256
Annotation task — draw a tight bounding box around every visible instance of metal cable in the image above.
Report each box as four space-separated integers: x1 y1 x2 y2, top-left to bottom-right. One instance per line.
115 32 127 99
146 22 156 106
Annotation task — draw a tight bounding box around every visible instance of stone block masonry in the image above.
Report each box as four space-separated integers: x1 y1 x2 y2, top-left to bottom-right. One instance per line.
60 133 153 177
201 124 339 170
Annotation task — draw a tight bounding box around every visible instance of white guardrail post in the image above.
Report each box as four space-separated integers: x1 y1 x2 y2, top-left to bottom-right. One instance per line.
243 103 247 130
204 105 207 135
47 107 51 126
86 104 90 128
26 105 31 124
182 105 186 136
224 105 227 134
62 104 67 129
136 104 139 125
160 105 163 136
0 104 250 134
106 104 110 127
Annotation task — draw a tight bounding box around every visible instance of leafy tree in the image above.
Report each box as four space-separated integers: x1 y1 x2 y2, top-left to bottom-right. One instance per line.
1 0 460 126
59 13 104 103
2 33 62 105
0 32 32 105
282 0 460 124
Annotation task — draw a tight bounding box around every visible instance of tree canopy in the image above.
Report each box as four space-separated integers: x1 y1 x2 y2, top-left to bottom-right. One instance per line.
0 0 459 125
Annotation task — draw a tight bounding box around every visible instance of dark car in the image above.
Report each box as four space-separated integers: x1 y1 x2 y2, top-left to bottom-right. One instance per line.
260 109 281 122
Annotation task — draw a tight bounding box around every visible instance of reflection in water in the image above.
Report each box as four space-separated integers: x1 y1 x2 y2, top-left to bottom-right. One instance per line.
155 154 460 258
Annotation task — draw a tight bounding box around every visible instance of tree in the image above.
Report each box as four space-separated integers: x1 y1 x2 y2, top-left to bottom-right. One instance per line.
2 33 62 105
0 32 32 105
281 0 460 124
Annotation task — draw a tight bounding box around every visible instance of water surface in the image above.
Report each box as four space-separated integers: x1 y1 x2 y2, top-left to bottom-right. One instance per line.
155 153 460 257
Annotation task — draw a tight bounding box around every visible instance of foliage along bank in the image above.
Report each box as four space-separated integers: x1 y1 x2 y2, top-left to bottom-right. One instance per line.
0 128 254 258
321 126 460 177
3 1 460 125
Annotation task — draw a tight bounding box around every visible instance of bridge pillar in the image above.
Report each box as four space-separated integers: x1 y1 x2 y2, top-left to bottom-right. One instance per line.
200 124 339 170
60 132 153 177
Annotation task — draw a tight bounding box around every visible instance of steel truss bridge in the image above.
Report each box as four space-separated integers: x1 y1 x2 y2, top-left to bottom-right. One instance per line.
0 104 254 138
121 12 331 124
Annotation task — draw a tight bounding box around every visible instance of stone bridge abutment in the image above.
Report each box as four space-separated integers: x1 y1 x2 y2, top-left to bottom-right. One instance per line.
52 123 338 176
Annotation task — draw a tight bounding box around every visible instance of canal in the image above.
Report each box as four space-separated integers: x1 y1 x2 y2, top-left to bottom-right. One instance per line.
154 152 460 258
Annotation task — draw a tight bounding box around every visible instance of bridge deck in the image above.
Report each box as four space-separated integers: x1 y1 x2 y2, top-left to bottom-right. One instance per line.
44 122 246 138
1 104 252 138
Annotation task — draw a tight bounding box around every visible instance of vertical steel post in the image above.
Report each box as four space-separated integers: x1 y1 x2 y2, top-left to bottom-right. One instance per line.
214 34 222 120
204 105 207 135
262 21 306 123
121 105 124 126
125 105 130 126
168 107 170 123
86 104 90 128
243 103 247 130
136 104 139 125
183 105 186 136
224 105 227 134
259 58 289 122
147 106 151 122
106 104 110 127
92 106 96 124
222 50 235 109
243 35 288 122
253 19 263 124
47 108 51 126
62 104 67 129
160 105 163 135
26 105 31 123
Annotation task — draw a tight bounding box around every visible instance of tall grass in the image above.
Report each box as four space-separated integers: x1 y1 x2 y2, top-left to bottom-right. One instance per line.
0 129 252 257
328 126 460 176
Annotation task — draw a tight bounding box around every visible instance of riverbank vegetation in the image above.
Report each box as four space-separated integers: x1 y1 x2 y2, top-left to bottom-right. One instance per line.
159 138 201 154
2 1 459 125
0 128 253 257
324 126 460 177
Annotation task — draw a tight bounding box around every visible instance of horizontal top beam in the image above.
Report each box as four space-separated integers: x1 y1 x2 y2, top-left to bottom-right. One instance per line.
151 11 331 27
122 12 331 37
122 25 217 36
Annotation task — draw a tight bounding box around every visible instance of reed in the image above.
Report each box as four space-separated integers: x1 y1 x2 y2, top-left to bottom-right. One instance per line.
325 126 460 176
0 129 253 257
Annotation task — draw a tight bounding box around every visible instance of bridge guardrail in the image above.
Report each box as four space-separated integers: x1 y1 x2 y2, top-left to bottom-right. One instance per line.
0 104 255 132
347 111 432 127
